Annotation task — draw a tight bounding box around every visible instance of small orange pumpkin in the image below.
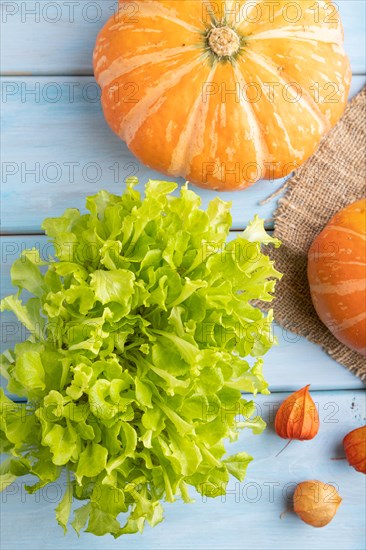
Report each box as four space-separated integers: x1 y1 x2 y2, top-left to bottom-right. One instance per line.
94 0 351 191
308 199 366 356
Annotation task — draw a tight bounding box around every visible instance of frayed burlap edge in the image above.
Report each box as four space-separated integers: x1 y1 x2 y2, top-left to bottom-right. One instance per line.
261 87 366 382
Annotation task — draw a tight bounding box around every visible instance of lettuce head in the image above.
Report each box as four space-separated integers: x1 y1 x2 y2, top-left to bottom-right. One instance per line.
0 180 281 537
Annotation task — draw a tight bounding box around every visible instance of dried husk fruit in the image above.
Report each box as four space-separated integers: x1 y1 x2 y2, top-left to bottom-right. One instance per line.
293 480 342 527
343 426 366 474
275 385 319 440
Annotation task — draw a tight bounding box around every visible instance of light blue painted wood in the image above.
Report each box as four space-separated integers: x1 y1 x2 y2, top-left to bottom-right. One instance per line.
1 390 365 550
1 2 365 548
1 235 364 392
1 0 365 75
1 76 365 233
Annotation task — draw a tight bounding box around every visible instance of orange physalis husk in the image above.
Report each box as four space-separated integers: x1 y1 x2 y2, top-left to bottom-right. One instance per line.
343 426 366 474
275 385 319 440
294 480 342 527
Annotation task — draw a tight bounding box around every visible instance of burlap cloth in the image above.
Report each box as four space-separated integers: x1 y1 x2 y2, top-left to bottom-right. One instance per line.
261 87 366 382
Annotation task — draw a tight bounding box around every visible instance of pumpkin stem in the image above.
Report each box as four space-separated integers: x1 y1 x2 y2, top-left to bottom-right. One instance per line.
208 26 241 58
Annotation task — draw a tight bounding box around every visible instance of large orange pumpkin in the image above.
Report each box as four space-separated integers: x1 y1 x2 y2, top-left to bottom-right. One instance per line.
94 0 351 191
308 199 366 356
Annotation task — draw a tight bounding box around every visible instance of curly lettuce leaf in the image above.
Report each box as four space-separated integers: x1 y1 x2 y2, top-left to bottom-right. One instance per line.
0 180 281 537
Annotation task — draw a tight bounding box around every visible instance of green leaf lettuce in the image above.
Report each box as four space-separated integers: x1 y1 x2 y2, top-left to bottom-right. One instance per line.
0 180 281 537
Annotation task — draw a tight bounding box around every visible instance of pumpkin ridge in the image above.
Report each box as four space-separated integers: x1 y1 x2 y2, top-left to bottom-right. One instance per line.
310 280 366 295
129 1 201 34
327 225 366 240
237 0 263 31
332 312 366 332
168 66 217 177
238 53 312 163
97 46 200 88
311 257 366 266
118 55 204 144
245 26 343 45
232 64 268 170
220 0 243 27
251 44 338 130
245 49 329 134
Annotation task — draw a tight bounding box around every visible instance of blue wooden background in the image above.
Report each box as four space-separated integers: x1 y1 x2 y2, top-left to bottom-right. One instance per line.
1 1 365 549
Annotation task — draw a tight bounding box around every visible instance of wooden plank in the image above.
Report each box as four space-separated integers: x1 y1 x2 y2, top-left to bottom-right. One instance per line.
1 390 365 550
1 75 365 234
1 1 365 75
1 235 364 392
